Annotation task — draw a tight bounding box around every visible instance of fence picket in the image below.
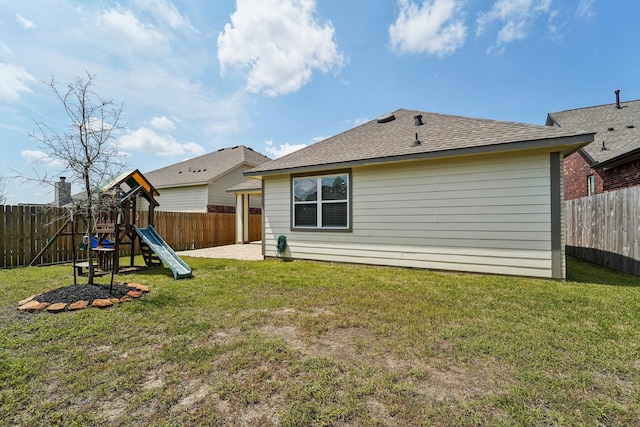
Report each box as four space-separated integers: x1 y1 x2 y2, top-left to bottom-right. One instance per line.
1 206 261 268
565 187 640 276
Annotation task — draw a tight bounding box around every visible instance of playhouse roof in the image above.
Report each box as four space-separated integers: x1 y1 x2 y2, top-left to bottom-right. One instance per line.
104 169 160 205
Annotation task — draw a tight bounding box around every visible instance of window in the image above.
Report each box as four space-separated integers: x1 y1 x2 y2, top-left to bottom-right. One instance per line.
292 172 350 230
587 175 595 196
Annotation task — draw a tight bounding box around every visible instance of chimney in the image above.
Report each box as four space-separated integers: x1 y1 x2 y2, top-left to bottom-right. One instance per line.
54 176 71 207
615 89 621 109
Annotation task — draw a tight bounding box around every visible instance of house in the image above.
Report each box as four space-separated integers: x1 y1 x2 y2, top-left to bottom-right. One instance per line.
546 91 640 200
143 145 271 213
242 108 593 279
227 178 263 244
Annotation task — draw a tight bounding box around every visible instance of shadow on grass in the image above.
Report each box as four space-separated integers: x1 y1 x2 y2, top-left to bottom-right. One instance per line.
567 256 640 287
136 292 180 309
117 265 176 280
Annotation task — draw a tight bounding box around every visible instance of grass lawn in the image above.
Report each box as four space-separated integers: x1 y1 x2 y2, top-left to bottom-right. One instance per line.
1 256 640 426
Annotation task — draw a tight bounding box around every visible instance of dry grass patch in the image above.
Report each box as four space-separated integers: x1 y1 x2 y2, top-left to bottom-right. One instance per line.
1 256 640 425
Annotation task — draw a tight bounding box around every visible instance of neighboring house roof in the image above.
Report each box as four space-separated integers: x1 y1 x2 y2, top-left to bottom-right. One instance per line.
546 98 640 168
246 108 593 177
146 145 271 188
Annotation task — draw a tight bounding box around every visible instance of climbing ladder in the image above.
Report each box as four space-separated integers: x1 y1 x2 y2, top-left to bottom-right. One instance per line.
139 240 163 267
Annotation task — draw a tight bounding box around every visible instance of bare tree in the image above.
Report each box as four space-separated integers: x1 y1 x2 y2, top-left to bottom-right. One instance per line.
29 71 127 284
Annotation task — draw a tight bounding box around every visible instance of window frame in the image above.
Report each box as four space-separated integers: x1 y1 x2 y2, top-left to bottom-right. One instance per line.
587 174 595 196
290 169 352 232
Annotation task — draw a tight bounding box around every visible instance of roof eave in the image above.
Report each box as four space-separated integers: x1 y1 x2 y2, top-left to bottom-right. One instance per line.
593 147 640 170
244 133 595 178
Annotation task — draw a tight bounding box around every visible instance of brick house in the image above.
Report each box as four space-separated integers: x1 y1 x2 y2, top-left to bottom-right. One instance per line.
546 91 640 200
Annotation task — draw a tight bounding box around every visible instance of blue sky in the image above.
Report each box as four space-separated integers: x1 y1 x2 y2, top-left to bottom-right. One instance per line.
0 0 637 205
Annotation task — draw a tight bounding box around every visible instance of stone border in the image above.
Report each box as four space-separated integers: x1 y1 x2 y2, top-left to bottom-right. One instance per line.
17 282 149 313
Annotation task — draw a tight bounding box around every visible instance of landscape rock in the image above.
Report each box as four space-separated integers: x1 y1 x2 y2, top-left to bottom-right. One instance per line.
46 302 68 313
18 295 37 306
68 300 89 311
127 283 149 292
17 300 50 311
92 299 114 308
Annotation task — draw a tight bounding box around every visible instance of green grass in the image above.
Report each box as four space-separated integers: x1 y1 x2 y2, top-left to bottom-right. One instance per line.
1 256 640 426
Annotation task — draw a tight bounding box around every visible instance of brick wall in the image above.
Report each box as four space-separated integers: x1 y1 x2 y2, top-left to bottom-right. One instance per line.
601 158 640 192
564 151 640 199
564 151 594 200
207 205 262 214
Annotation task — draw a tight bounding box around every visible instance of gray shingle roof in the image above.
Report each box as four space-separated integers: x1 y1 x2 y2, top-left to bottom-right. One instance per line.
546 99 640 166
226 179 262 193
246 108 593 177
145 145 271 187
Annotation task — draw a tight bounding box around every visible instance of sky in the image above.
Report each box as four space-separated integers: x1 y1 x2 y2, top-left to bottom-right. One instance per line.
1 0 638 205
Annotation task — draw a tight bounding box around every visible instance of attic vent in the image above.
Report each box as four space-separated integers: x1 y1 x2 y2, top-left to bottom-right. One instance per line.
627 125 635 129
414 115 424 126
608 127 614 131
376 113 395 123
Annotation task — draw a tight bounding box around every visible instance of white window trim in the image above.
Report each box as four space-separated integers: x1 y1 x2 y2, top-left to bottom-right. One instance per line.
291 171 351 231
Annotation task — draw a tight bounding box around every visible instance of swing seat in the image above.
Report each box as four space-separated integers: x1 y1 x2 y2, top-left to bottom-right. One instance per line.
74 261 97 276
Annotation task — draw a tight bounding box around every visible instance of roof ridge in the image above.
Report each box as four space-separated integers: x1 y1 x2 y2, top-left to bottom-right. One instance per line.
550 98 640 115
394 107 553 128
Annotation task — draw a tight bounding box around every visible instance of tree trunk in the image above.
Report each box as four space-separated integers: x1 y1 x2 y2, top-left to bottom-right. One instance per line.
85 171 95 285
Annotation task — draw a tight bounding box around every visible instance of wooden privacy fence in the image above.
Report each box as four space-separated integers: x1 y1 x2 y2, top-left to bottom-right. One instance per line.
565 187 640 276
1 205 262 269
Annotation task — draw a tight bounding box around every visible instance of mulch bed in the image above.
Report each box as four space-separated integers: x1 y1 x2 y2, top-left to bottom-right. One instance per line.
37 283 134 304
17 282 149 313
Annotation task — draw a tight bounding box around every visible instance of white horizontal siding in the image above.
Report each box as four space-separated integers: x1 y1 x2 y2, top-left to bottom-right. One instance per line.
155 185 208 212
209 165 262 209
263 151 556 278
263 175 290 254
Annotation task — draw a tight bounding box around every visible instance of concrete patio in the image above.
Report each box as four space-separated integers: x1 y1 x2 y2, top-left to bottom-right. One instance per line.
176 241 263 261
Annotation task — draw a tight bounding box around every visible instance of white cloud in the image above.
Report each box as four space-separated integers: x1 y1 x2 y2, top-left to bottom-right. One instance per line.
311 136 328 144
217 0 345 96
134 0 197 32
149 116 176 131
477 0 554 52
0 42 11 55
343 117 369 128
98 7 167 46
21 150 63 167
16 14 36 29
576 0 596 19
118 127 205 156
0 63 35 102
389 0 467 57
265 140 307 158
